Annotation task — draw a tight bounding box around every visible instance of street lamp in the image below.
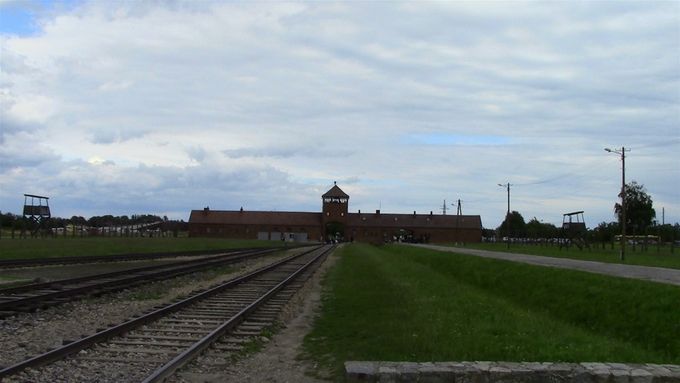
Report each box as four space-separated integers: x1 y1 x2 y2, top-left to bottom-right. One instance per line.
498 182 512 249
605 146 630 261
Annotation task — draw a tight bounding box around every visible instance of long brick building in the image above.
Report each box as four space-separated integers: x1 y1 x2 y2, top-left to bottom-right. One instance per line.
188 184 482 244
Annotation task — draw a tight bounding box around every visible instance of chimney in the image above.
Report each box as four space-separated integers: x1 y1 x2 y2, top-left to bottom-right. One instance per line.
413 211 416 216
358 209 361 214
430 211 433 216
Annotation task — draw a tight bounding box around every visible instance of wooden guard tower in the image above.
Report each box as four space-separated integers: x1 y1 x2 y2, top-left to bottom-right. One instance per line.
23 194 51 236
561 210 589 250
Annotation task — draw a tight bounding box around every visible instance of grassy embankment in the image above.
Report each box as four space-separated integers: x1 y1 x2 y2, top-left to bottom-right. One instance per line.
0 236 284 260
304 244 680 378
454 242 680 270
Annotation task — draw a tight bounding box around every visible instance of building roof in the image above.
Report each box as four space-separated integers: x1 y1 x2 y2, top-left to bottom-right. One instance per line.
347 212 482 230
189 210 322 227
190 209 482 230
322 184 349 199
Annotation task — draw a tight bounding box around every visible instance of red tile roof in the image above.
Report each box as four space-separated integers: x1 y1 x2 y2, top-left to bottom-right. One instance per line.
347 213 481 229
189 210 322 226
190 209 481 230
322 185 349 198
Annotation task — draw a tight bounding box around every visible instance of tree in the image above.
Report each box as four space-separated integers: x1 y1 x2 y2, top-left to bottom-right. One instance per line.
614 181 655 234
655 223 680 243
526 217 559 239
69 216 87 225
497 211 526 238
591 221 619 242
0 212 19 229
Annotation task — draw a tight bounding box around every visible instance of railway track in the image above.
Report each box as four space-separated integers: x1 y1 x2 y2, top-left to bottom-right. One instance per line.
0 248 281 317
0 246 293 269
0 244 334 382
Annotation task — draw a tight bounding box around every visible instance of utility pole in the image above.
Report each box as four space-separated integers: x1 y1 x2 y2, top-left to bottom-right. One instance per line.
441 200 448 215
605 146 630 261
498 183 512 249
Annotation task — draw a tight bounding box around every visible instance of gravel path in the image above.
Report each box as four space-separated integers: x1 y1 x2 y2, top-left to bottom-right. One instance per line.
413 244 680 286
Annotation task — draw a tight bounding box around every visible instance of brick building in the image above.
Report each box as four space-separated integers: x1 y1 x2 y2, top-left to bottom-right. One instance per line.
188 184 482 244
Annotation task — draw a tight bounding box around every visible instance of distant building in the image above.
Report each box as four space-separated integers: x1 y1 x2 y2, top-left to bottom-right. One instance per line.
188 184 482 244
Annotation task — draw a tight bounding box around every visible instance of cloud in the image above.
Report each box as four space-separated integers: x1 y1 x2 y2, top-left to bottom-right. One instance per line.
0 132 60 171
0 1 678 226
185 146 206 163
98 80 133 92
90 126 150 144
223 144 354 159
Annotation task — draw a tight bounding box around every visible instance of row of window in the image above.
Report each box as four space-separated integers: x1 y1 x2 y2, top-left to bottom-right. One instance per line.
323 197 348 203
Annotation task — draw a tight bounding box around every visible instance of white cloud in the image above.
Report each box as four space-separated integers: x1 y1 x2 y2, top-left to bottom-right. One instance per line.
0 1 678 226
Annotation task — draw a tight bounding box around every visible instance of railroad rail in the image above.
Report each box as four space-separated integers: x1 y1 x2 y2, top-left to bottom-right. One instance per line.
0 244 334 382
0 246 297 269
0 247 281 316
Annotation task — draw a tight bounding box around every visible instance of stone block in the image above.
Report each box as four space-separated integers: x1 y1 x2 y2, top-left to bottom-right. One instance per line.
346 361 680 383
488 365 513 382
630 369 653 383
588 368 612 383
346 361 378 382
582 363 609 371
610 369 631 383
418 364 454 383
609 363 633 371
377 365 399 383
397 362 420 383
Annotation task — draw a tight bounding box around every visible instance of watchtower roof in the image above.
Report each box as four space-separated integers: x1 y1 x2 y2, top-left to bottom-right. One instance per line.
322 184 349 199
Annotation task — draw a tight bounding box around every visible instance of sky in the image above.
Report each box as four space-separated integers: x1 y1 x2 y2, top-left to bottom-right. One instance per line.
1 0 679 229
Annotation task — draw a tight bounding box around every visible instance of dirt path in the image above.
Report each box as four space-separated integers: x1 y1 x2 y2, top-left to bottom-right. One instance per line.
414 244 680 286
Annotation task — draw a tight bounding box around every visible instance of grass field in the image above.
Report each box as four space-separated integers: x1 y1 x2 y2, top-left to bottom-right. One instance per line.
0 237 285 260
304 244 680 378
455 242 680 270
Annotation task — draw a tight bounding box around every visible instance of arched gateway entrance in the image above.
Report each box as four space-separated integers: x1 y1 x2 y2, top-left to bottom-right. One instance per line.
325 221 345 242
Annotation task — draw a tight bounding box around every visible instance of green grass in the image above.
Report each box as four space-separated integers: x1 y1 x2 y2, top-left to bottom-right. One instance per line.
0 237 284 260
231 323 280 361
304 244 680 378
454 242 680 270
0 274 33 287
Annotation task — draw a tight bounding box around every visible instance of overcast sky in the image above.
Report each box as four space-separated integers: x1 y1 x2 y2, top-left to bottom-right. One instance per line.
1 0 679 228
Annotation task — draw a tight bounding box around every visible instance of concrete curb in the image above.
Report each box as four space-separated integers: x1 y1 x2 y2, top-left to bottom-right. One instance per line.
345 361 680 382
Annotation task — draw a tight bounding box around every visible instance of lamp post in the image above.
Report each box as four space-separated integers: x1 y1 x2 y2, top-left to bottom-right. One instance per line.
498 182 512 249
605 147 630 261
